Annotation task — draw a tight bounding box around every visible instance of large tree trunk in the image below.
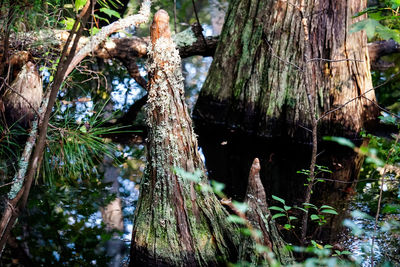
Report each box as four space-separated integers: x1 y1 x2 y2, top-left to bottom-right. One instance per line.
129 10 238 266
192 0 379 245
194 0 378 140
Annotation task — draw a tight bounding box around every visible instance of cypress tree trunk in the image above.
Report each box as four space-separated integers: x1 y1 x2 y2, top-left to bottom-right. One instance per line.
129 10 238 266
193 0 378 140
192 0 379 244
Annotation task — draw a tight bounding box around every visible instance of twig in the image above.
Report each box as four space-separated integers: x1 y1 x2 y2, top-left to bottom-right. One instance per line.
65 0 151 78
174 0 177 32
361 95 400 120
191 0 208 48
318 70 400 121
306 57 363 63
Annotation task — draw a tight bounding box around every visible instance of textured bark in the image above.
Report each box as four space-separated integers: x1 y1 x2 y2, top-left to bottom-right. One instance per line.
130 10 238 266
2 61 42 129
241 158 293 265
193 0 378 141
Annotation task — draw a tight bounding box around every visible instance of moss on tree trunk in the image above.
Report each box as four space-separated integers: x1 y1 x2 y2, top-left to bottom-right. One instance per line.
129 10 238 266
194 0 378 140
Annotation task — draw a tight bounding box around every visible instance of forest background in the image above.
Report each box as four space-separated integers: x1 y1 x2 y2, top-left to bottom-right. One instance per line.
0 0 399 266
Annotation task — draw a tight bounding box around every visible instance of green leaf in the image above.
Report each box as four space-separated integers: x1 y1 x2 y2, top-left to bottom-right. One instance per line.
382 204 400 214
269 206 285 212
391 0 400 8
351 210 374 220
174 167 202 183
233 201 248 214
62 18 76 30
272 195 285 204
323 136 355 149
239 227 252 236
349 19 381 39
365 156 385 167
227 215 246 225
320 205 335 210
343 219 364 236
284 205 292 211
379 115 397 125
271 213 286 220
303 203 317 209
210 180 225 195
100 7 121 19
79 125 87 133
375 25 400 43
321 209 338 215
283 224 292 230
90 27 100 35
289 216 298 221
295 206 307 212
75 0 87 11
310 214 320 220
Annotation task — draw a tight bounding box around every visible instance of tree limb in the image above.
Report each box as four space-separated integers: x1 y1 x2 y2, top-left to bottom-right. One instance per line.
368 39 400 70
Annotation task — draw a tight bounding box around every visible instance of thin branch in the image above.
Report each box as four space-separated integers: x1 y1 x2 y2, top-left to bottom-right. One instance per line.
362 95 400 120
191 0 208 47
65 0 151 78
318 70 400 121
174 0 177 32
306 57 363 63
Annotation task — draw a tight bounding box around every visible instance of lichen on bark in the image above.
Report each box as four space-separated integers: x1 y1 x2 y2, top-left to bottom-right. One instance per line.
130 10 238 266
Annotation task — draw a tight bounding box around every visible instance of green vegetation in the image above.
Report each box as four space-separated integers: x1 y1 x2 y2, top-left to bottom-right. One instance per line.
0 0 399 266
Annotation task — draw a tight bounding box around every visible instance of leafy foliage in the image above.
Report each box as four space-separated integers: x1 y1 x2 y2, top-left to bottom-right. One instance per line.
350 0 400 42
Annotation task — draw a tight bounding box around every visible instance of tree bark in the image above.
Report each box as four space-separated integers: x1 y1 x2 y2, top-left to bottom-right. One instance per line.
129 10 238 266
193 0 378 141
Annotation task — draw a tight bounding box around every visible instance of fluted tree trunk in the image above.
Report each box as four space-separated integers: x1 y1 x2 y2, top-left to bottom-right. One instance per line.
194 0 377 140
129 10 238 266
192 0 379 242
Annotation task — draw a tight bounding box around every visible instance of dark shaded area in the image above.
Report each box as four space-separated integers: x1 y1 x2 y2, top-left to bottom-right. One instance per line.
194 121 364 245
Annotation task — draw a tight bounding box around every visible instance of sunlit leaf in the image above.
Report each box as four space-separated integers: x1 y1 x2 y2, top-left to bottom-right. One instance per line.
321 209 338 215
323 136 355 148
272 195 285 204
320 205 335 210
232 201 248 214
227 215 246 225
100 7 121 19
271 213 286 220
75 0 87 11
269 206 285 212
310 214 320 220
349 19 381 39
